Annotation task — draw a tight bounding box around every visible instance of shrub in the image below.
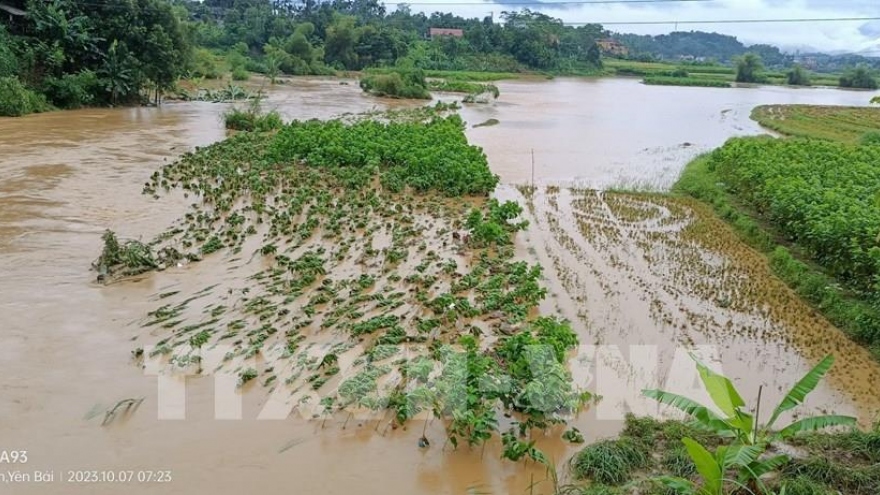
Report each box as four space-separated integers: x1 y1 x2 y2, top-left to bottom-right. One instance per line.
223 100 282 132
42 70 99 108
0 26 18 78
231 67 250 81
840 65 878 90
191 48 222 79
0 76 50 117
359 69 431 99
787 64 811 86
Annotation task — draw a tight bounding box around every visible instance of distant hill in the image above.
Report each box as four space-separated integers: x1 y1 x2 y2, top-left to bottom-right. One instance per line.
612 30 879 72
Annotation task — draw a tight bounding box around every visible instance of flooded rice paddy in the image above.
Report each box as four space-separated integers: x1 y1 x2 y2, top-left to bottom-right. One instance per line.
1 77 879 494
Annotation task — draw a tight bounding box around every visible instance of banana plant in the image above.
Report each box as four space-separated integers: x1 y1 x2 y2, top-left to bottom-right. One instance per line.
656 439 767 495
644 354 855 494
643 354 855 445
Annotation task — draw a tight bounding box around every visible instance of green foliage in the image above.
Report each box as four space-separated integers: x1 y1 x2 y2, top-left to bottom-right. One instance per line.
359 68 431 99
231 67 250 81
191 48 223 79
224 100 283 132
268 115 499 196
571 438 650 485
642 76 730 88
465 199 529 245
735 52 764 83
860 131 880 146
427 79 500 98
751 105 880 143
94 229 158 277
5 0 189 107
840 65 878 89
0 76 51 117
707 137 880 296
786 64 811 86
675 150 880 362
642 353 854 494
42 70 99 108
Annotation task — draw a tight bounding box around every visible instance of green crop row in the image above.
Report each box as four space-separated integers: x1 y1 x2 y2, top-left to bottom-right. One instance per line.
708 137 880 293
267 115 498 196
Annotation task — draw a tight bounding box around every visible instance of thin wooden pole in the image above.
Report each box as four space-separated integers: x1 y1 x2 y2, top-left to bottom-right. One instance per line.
531 149 535 188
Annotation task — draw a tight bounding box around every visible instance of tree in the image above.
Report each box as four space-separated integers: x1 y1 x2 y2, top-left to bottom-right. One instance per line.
735 52 764 83
786 64 810 86
840 65 878 90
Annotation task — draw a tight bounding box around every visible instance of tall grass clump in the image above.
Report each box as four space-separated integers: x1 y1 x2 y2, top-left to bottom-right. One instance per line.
571 438 649 485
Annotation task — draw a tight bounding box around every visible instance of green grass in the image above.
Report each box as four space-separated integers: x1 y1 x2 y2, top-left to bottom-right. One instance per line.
751 104 880 143
568 415 880 494
642 76 731 88
571 438 650 485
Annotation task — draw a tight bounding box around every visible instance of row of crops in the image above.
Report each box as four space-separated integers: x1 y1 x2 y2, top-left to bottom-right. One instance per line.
267 115 498 196
708 137 880 295
699 136 880 355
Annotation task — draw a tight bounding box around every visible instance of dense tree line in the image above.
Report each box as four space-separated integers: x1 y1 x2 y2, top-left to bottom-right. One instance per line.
0 0 189 113
0 0 607 115
181 1 605 73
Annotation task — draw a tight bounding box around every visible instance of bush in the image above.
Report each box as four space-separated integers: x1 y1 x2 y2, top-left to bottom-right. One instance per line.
0 76 50 117
359 69 431 99
42 70 99 108
231 67 250 81
840 65 878 90
191 48 222 79
223 101 283 132
787 65 811 86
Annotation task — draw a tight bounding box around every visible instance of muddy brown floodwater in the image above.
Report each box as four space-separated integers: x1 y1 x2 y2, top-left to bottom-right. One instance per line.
1 77 879 495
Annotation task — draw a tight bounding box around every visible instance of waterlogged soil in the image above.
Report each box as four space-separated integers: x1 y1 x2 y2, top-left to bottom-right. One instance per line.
2 77 880 495
506 187 880 428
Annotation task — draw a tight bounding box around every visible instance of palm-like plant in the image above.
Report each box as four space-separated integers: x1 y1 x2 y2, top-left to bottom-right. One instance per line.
644 354 855 494
643 354 854 445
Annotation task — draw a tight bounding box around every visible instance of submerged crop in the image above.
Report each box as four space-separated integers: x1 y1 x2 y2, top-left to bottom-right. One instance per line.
104 111 589 461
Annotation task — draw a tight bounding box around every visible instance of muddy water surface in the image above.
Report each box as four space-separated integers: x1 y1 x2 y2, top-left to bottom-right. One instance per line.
2 77 879 495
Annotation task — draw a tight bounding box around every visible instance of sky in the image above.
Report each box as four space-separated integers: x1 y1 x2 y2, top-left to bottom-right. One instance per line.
401 0 880 55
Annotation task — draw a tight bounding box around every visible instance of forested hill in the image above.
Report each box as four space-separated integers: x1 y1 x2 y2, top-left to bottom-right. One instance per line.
613 31 787 66
613 30 880 71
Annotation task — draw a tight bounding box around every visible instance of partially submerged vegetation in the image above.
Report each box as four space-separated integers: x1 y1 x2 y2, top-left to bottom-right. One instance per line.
642 76 731 88
223 99 282 132
106 107 594 460
675 130 880 362
359 69 431 99
570 354 870 495
751 105 880 143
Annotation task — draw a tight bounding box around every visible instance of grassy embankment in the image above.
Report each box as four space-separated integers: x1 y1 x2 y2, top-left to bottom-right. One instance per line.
674 106 880 363
604 59 843 88
751 104 880 143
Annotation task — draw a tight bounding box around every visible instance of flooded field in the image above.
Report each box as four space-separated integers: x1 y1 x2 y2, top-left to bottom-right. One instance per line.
1 77 879 495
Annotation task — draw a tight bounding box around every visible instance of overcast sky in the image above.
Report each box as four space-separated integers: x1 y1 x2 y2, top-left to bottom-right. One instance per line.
402 0 880 54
